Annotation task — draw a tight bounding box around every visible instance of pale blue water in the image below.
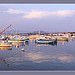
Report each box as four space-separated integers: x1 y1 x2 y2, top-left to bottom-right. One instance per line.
0 39 75 71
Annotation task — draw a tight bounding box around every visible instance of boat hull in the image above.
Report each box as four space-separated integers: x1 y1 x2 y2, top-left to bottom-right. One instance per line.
8 40 25 43
35 39 57 44
0 43 12 47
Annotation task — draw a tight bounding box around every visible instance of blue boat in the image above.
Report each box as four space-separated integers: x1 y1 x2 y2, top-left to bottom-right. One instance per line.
35 39 57 44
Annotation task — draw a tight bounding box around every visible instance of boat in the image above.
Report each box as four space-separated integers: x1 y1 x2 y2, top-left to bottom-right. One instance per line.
25 37 29 40
11 42 26 46
0 41 12 47
8 36 29 43
8 39 25 43
35 39 57 44
71 36 75 39
56 37 68 41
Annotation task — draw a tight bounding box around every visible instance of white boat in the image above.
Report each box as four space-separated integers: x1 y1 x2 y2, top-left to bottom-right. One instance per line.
8 39 25 43
8 36 29 43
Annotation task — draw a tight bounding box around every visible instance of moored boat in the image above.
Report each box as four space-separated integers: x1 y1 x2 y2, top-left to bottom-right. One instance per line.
11 42 26 46
8 39 25 43
71 36 75 39
35 39 57 44
8 36 29 43
0 41 12 47
56 37 68 41
13 36 29 41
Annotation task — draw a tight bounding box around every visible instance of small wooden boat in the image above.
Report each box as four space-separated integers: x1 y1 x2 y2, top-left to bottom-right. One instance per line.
0 41 12 47
11 42 25 46
72 36 75 39
13 36 29 41
8 36 29 43
8 39 25 43
57 37 68 41
35 39 57 44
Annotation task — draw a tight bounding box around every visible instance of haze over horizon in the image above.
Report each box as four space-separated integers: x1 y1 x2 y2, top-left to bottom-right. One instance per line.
0 4 75 33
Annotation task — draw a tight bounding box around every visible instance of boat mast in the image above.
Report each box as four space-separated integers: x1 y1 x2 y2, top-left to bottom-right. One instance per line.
39 30 40 35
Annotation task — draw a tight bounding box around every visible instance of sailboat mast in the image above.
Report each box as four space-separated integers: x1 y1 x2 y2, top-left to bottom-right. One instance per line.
39 30 40 35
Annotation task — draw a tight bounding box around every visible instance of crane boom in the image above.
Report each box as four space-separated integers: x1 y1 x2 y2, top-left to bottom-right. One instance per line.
0 24 12 34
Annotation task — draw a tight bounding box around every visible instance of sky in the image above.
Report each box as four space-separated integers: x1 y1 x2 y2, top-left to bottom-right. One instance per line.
0 4 75 33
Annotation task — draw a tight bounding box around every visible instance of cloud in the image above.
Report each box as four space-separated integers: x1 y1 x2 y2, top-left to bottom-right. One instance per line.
6 9 25 14
23 10 51 18
55 10 75 17
6 9 75 18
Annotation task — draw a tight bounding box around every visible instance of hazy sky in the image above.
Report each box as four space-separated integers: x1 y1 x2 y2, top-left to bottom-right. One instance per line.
0 4 75 33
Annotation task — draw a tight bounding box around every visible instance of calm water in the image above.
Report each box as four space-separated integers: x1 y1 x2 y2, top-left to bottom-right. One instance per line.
0 39 75 71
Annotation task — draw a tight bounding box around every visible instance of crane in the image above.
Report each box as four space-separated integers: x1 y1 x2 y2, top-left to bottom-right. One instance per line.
0 24 12 34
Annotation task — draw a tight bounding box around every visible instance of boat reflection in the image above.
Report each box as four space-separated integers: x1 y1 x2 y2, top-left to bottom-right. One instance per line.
35 43 57 47
57 40 69 45
24 41 29 45
0 47 12 50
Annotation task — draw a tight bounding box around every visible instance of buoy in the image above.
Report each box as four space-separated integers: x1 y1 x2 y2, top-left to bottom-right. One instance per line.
21 48 24 52
62 42 64 45
16 45 19 48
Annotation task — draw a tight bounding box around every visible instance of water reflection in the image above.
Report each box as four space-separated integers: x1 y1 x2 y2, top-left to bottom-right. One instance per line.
25 41 29 45
1 39 75 70
35 43 57 47
57 40 69 43
6 51 75 64
12 42 29 46
0 47 12 50
24 52 75 63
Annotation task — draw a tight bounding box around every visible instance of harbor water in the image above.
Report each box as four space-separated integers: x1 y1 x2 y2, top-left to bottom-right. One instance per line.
0 39 75 71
